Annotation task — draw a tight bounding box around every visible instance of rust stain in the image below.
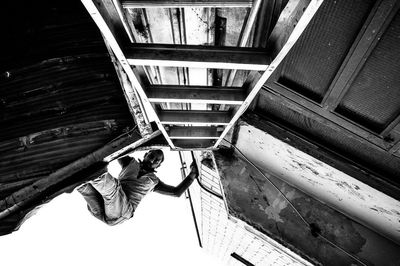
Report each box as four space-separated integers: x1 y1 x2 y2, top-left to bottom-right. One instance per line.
291 160 320 176
279 196 367 264
391 209 400 216
373 206 393 216
262 195 270 206
312 159 324 167
300 175 322 186
214 149 400 266
335 182 365 201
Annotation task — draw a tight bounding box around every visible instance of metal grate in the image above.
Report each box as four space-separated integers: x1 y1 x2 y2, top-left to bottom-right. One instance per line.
336 12 400 133
278 0 375 102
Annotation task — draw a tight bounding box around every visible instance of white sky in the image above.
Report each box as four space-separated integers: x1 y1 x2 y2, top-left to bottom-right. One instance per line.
0 150 224 266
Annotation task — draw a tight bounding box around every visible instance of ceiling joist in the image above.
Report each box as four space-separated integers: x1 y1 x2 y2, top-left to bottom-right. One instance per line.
125 44 270 70
146 85 245 105
168 126 220 139
122 0 253 8
159 110 232 125
82 0 323 150
213 0 324 148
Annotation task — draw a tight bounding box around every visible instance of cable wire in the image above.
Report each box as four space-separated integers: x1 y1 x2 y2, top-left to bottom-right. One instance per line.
195 175 224 200
189 151 224 200
223 139 367 266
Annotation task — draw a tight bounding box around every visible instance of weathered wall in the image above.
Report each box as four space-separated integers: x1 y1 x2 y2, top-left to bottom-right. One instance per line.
183 151 312 266
214 149 400 266
233 119 400 245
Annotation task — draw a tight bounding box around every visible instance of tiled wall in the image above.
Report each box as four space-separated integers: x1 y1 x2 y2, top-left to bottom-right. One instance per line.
182 151 311 266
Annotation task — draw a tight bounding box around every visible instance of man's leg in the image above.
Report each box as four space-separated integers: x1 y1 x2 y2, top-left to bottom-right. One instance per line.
77 183 106 222
90 173 134 224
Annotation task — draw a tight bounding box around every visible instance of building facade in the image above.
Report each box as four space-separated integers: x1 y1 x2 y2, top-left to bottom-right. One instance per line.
180 151 312 266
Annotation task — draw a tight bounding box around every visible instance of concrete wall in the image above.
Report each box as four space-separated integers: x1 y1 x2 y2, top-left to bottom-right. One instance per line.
214 149 400 266
184 151 312 266
233 121 400 245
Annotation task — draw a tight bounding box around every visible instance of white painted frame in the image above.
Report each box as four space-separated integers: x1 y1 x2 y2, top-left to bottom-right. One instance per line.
214 0 325 148
81 0 176 148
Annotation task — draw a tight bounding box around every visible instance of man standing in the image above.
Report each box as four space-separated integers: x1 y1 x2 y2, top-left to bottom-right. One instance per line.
77 149 199 225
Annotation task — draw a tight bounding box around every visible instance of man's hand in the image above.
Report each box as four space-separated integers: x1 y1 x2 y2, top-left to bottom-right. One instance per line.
190 161 199 178
154 160 198 197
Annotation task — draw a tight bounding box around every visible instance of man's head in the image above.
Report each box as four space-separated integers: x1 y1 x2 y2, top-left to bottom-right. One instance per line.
142 149 164 170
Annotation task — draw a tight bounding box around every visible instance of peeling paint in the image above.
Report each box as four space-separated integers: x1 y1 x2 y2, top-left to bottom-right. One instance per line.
235 123 400 244
215 150 400 266
291 160 320 176
335 181 365 201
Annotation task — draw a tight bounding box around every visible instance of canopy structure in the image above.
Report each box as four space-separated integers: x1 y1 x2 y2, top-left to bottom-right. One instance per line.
1 1 400 265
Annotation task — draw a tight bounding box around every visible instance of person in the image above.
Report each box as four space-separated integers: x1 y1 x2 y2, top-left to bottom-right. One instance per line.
77 149 198 225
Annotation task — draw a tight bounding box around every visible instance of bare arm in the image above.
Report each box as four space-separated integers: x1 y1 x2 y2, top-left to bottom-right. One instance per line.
154 162 199 197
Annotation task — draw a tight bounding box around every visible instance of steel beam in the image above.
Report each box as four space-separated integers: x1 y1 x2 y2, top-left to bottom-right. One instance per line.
168 126 220 139
122 0 253 8
125 44 270 70
146 85 245 104
173 139 216 149
159 110 231 125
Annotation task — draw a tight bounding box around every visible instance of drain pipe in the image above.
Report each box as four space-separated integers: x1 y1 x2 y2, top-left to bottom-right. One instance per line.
0 130 161 219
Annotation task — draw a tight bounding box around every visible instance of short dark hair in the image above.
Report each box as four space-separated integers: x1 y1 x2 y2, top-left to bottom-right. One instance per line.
146 149 164 164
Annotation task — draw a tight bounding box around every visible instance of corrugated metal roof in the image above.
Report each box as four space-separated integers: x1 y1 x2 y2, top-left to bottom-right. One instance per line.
0 0 134 235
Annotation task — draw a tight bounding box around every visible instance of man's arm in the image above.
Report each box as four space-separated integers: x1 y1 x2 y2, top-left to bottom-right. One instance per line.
154 162 199 197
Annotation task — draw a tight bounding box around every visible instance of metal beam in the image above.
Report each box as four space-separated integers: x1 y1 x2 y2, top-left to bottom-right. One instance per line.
173 139 216 149
146 85 245 104
382 113 400 137
225 0 262 86
159 110 231 125
168 126 220 139
122 0 253 8
111 0 135 42
214 0 324 148
125 44 270 70
389 137 400 154
81 0 176 148
265 0 311 58
104 41 153 136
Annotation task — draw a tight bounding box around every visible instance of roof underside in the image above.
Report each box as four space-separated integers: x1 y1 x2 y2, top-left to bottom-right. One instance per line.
0 0 135 235
1 1 400 262
256 0 400 199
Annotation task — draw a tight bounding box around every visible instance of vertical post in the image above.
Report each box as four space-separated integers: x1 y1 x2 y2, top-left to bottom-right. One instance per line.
179 151 203 248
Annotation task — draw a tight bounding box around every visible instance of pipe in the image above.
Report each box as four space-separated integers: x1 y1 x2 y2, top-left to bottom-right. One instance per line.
0 130 161 219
